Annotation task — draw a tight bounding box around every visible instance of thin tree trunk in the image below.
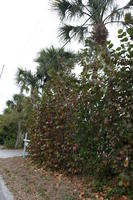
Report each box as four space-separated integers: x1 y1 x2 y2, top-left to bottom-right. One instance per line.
15 120 22 148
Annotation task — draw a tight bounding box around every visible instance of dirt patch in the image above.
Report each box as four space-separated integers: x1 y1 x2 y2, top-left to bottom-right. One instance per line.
0 157 93 200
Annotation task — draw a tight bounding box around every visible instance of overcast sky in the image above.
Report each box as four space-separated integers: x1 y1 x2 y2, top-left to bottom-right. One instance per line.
0 0 130 113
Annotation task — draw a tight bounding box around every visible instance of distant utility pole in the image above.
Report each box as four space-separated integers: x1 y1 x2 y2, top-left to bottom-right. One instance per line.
0 65 5 80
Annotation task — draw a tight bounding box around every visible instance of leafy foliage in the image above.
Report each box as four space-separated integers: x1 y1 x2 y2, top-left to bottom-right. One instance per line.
0 95 32 148
75 28 133 197
28 28 133 198
29 71 79 172
1 13 133 198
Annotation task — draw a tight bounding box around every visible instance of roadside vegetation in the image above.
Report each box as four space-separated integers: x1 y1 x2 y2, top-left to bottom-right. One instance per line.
0 0 133 199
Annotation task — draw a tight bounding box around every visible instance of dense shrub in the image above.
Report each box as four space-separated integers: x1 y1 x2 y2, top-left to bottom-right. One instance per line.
0 113 18 146
4 137 16 149
75 29 133 197
76 61 133 175
29 71 79 172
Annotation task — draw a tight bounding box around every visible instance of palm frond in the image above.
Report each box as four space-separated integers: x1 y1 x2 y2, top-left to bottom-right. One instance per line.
16 68 37 92
100 0 116 21
52 0 84 20
59 24 88 41
6 100 15 109
103 5 124 23
125 0 133 8
87 0 100 22
87 0 110 23
52 0 70 19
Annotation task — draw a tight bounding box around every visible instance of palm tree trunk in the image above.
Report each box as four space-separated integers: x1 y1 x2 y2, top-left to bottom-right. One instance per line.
15 120 22 148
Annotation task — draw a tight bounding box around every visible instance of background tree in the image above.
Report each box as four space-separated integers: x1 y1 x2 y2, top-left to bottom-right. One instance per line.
16 46 77 97
16 68 40 106
0 94 31 148
35 46 76 78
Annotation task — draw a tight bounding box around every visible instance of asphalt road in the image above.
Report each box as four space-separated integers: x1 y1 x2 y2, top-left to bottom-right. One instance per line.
0 176 14 200
0 149 23 158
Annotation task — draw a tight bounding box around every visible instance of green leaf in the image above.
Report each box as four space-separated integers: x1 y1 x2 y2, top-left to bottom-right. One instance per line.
118 29 123 34
118 34 123 38
120 37 128 42
116 47 121 51
108 43 113 49
127 28 133 36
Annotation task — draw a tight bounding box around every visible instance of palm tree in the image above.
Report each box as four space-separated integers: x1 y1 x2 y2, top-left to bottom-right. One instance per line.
35 45 76 75
52 0 133 45
16 46 76 95
16 68 40 107
16 68 38 93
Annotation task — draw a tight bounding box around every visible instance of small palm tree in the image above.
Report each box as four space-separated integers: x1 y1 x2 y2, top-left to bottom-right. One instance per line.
52 0 133 45
16 68 38 93
16 69 40 107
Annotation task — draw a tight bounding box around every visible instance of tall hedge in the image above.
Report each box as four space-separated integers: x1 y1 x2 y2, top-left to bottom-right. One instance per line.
75 29 133 196
29 71 79 172
29 29 133 195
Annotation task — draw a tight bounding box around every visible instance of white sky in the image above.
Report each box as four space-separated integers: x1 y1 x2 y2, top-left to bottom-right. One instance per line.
0 0 130 113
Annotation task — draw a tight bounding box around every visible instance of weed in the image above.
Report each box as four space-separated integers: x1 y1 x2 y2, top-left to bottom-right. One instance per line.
64 194 76 200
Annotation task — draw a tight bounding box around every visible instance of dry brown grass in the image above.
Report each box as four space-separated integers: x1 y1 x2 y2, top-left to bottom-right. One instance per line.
0 157 87 200
0 157 130 200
